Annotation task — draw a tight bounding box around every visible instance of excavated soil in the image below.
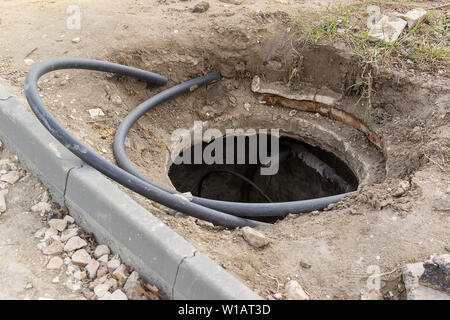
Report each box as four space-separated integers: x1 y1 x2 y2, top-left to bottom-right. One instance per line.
1 0 449 299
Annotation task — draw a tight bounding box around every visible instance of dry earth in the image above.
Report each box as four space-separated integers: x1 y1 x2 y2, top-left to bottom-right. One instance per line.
0 144 84 300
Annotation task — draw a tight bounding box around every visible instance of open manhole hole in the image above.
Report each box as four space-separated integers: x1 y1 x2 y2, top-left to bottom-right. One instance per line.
27 45 388 227
168 134 358 204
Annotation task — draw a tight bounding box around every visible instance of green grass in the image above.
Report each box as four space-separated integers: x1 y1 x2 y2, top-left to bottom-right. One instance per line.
442 141 450 164
294 3 449 121
297 6 449 67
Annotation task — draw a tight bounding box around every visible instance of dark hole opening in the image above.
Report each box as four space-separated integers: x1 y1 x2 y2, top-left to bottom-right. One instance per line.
168 134 358 203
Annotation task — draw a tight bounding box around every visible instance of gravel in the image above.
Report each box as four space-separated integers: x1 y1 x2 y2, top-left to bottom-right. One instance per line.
85 259 100 279
94 283 111 298
273 292 283 299
192 2 210 13
71 249 91 266
37 210 162 299
0 140 162 300
111 289 128 300
47 256 64 270
97 254 108 263
60 228 78 242
96 264 108 279
123 271 141 299
31 201 51 214
98 292 112 300
241 227 270 248
64 236 87 252
63 215 75 224
285 280 310 300
112 264 127 284
107 258 121 272
42 240 64 255
48 218 67 232
43 228 58 241
93 244 110 259
0 171 20 184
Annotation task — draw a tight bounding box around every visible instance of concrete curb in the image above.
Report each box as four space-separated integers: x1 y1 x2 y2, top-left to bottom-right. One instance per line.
0 87 260 300
0 96 83 204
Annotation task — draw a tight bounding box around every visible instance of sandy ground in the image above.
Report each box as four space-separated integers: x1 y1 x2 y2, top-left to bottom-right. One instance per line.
0 146 84 299
0 137 162 301
0 0 449 300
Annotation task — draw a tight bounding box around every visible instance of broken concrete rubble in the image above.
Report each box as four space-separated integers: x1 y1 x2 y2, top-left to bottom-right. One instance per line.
241 227 270 248
403 255 450 300
394 8 428 29
420 254 450 294
368 14 407 43
367 8 427 43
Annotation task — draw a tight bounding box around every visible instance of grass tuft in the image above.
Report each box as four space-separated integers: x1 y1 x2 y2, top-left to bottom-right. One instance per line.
294 3 449 120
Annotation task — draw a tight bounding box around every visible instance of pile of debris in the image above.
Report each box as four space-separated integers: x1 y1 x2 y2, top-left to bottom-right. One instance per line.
34 204 163 300
0 142 25 215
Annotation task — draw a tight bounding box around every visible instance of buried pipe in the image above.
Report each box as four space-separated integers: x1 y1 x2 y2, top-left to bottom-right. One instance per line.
262 94 387 157
250 76 386 157
25 58 354 227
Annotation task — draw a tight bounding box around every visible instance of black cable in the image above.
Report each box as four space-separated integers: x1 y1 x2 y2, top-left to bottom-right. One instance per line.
25 58 266 228
25 58 354 227
196 169 273 203
114 84 355 217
